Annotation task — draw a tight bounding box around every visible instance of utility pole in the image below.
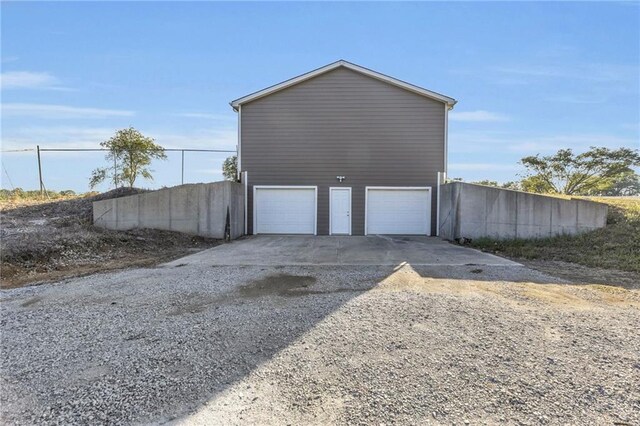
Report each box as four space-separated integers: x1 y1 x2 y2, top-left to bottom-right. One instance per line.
181 150 185 185
37 145 44 196
114 157 118 188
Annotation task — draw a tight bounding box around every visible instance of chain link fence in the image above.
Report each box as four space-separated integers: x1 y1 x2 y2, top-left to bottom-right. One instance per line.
1 146 236 194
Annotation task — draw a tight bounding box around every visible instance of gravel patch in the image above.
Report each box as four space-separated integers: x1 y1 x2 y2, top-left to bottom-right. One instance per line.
1 262 638 425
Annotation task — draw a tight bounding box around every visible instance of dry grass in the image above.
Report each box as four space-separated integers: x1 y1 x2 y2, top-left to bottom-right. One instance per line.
0 190 99 211
470 197 640 273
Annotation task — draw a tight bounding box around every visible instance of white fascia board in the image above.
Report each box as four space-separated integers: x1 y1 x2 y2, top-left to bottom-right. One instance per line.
230 60 457 109
444 103 449 174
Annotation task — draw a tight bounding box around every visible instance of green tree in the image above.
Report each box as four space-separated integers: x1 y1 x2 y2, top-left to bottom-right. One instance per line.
222 155 238 181
469 180 522 190
520 175 554 194
90 127 167 189
471 179 499 187
501 181 522 191
585 170 640 196
520 147 640 195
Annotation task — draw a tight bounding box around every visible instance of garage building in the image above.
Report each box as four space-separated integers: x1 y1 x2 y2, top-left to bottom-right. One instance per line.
231 60 456 236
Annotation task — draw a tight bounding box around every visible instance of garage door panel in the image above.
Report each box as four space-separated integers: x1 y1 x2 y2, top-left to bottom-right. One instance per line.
366 188 431 235
255 188 316 234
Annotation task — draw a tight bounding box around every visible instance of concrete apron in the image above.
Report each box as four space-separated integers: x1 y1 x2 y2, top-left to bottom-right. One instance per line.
164 235 519 267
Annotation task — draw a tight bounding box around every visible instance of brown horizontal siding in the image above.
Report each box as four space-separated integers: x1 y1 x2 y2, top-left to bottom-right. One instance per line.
241 67 445 235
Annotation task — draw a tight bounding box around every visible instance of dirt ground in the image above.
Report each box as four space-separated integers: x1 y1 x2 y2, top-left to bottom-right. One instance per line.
0 189 219 288
521 259 640 290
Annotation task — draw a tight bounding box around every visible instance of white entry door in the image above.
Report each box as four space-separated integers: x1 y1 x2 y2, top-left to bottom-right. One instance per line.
254 186 317 234
330 187 351 235
366 187 431 235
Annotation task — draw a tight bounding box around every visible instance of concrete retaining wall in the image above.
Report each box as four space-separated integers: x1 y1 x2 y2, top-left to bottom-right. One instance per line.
439 182 608 240
93 181 244 239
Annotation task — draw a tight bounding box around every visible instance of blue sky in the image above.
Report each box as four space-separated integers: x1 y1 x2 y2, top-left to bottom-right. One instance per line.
1 1 639 192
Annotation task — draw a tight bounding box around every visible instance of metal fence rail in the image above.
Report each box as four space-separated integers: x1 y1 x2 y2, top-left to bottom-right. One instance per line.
1 146 236 194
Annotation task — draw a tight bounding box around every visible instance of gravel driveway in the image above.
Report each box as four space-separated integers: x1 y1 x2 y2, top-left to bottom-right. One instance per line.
1 250 639 424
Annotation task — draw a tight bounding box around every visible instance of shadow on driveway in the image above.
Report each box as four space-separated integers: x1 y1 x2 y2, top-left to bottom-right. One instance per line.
1 263 393 424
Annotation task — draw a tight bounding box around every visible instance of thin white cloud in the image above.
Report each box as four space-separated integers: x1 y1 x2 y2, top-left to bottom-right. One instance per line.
0 71 64 90
506 134 638 153
175 112 235 121
493 65 565 79
0 126 117 154
447 131 514 153
490 63 639 89
449 110 509 122
151 129 237 151
493 63 636 82
1 56 19 64
1 103 135 119
545 95 607 104
449 130 638 154
448 163 520 171
1 126 237 152
621 122 639 132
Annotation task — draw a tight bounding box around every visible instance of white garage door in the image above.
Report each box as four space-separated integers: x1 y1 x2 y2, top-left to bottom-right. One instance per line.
366 187 431 235
254 187 316 234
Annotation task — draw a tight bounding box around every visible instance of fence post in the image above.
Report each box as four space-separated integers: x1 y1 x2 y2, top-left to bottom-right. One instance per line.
37 145 44 196
181 150 185 185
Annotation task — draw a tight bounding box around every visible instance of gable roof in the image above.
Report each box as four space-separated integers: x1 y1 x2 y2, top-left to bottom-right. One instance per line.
230 60 457 110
